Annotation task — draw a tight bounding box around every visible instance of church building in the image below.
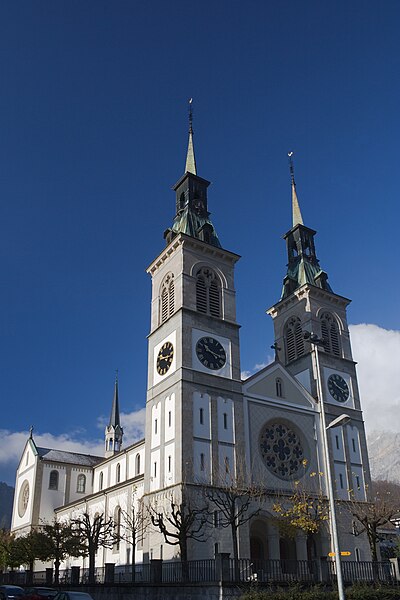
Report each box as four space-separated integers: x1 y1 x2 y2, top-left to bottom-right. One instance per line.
11 112 372 569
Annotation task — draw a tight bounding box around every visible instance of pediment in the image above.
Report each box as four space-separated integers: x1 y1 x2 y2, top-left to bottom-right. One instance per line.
243 362 315 408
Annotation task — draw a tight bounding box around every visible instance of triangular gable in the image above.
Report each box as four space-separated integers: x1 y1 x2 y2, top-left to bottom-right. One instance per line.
243 361 315 409
17 436 39 473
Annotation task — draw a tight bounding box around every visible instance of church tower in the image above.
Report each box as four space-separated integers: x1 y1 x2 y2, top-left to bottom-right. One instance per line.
104 375 123 458
267 155 371 504
144 104 244 507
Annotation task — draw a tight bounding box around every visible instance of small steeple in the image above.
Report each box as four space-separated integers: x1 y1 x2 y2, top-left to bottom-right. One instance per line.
185 99 197 175
288 152 304 227
280 153 332 300
105 372 123 459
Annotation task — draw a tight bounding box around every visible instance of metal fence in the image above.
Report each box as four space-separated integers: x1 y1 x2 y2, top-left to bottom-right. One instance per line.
327 559 397 585
1 557 398 586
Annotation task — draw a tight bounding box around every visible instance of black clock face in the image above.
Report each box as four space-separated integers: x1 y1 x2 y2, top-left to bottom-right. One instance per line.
156 341 174 376
196 337 226 370
327 374 349 403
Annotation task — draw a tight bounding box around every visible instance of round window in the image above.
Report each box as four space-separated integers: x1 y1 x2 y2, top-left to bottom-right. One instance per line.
259 422 306 480
18 480 30 517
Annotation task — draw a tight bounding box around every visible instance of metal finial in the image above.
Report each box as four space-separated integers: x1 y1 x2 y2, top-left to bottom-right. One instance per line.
29 425 34 439
188 98 194 134
288 151 295 185
115 369 118 383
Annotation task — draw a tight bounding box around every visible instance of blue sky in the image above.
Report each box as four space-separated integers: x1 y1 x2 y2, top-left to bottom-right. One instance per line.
1 1 399 485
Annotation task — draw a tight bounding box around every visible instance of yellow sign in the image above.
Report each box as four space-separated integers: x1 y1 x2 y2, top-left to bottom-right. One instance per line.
328 551 352 557
328 552 335 557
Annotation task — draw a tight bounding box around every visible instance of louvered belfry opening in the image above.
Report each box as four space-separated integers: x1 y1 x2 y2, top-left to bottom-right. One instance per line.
160 273 175 324
196 267 221 317
284 316 305 363
320 312 341 356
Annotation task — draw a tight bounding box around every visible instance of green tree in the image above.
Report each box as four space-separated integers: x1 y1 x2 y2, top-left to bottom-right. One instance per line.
40 519 81 584
0 529 15 571
7 530 49 577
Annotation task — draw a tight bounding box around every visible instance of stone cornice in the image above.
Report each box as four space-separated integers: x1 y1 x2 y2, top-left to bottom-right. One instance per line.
267 283 351 317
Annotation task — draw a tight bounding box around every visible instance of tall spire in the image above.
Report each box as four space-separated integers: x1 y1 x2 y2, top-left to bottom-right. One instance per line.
185 98 197 175
109 371 121 428
105 371 123 458
288 152 304 227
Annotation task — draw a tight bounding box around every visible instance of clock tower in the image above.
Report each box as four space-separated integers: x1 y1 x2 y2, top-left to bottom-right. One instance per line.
267 157 371 503
143 107 244 531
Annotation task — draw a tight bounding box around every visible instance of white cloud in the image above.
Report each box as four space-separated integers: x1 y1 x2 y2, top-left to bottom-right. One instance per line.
349 323 400 433
0 407 146 471
241 355 274 380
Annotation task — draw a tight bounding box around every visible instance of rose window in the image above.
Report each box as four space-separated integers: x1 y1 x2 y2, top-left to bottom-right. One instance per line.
260 422 305 480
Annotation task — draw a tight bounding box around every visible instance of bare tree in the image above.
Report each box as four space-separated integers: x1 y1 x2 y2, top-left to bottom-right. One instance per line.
70 512 115 584
120 494 150 581
149 485 208 580
202 464 264 580
348 480 400 561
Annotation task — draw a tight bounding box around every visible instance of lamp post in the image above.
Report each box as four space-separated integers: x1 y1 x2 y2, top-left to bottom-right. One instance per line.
304 332 346 600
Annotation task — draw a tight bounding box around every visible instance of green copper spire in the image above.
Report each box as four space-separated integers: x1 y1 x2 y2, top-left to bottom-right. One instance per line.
289 152 304 227
163 103 221 248
280 153 332 300
185 99 197 175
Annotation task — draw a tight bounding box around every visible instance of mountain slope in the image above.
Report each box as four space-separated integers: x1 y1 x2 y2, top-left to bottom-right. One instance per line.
367 431 400 484
0 482 14 529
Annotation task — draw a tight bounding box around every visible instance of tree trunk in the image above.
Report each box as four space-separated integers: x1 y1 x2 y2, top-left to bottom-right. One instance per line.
180 538 189 582
88 549 96 584
131 531 136 583
54 558 60 585
232 524 240 581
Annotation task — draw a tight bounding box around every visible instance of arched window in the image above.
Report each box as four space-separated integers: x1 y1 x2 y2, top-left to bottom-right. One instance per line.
77 474 86 493
284 316 304 363
195 267 221 317
99 472 104 491
320 312 341 356
160 273 175 324
116 463 121 483
114 506 121 551
275 377 283 398
136 453 141 475
49 470 59 491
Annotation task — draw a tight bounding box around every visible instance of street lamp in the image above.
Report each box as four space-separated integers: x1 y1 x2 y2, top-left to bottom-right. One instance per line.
304 331 346 600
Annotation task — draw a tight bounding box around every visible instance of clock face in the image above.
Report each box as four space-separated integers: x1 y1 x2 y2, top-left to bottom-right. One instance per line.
327 374 349 403
196 337 226 370
156 341 174 376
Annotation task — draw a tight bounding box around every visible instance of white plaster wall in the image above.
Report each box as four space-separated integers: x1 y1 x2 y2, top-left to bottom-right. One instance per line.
12 462 36 530
164 393 175 443
217 397 234 443
69 468 93 503
295 368 311 393
347 425 361 464
193 439 211 483
127 446 145 479
150 449 160 491
218 445 235 482
193 391 211 439
350 465 366 501
164 441 175 486
333 462 349 500
330 426 345 461
151 403 161 449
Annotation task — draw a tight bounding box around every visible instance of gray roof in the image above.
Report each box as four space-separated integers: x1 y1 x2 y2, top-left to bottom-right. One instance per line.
36 447 103 467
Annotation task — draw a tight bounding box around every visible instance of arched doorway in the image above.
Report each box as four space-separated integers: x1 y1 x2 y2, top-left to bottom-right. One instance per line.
250 519 269 561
